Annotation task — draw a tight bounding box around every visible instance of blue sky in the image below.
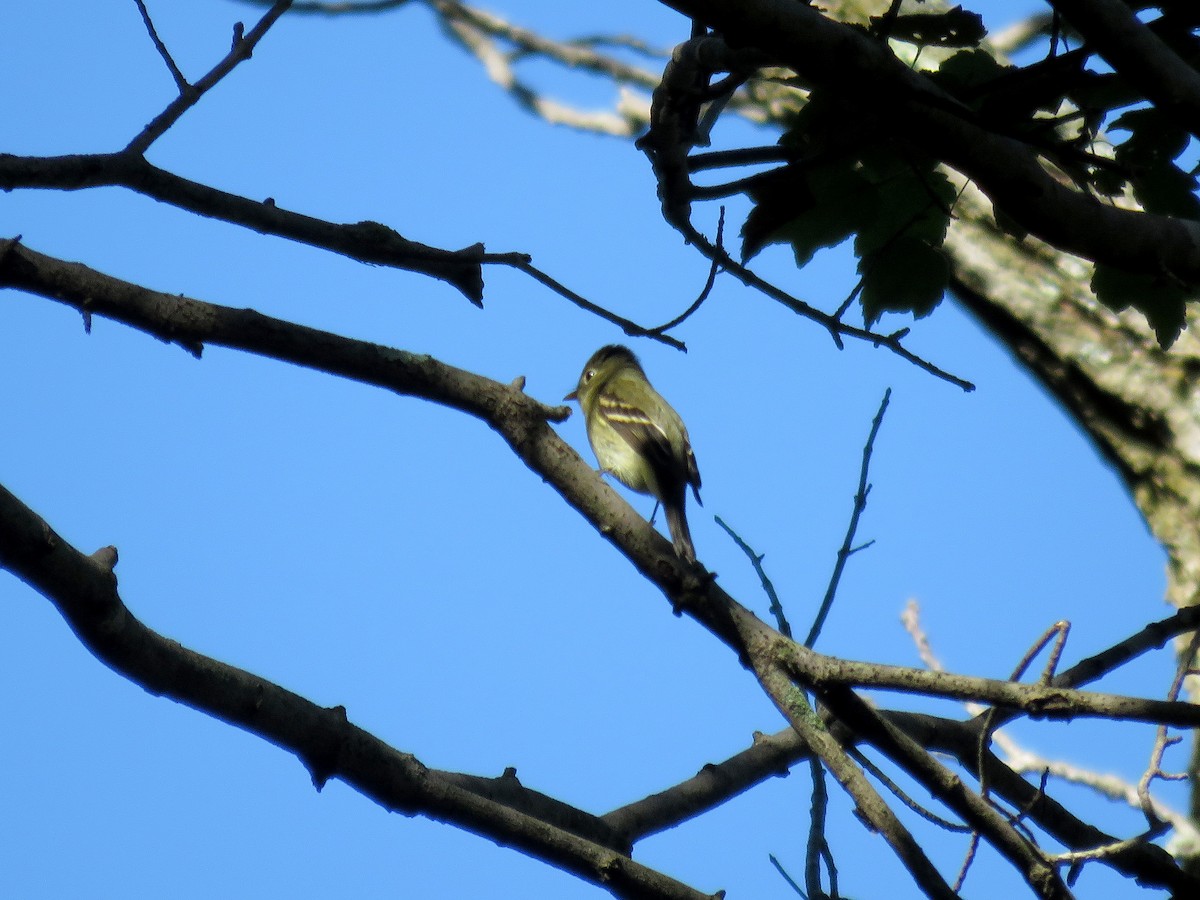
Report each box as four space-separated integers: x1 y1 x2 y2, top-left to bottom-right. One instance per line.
0 2 1185 898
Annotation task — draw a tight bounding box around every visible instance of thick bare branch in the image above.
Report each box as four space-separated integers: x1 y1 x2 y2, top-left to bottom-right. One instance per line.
0 483 716 900
816 685 1069 899
749 661 962 899
0 152 680 343
602 729 802 842
0 152 488 301
0 239 960 897
8 239 1198 893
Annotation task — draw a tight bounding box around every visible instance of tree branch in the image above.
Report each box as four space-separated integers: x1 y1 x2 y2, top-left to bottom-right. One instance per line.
132 0 188 91
601 728 802 842
815 685 1068 899
1045 0 1200 141
0 237 964 897
0 483 716 900
126 0 294 155
0 151 489 301
7 238 1198 893
655 0 1200 287
0 152 679 343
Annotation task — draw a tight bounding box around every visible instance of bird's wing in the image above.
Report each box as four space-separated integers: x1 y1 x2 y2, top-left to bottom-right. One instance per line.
597 389 679 484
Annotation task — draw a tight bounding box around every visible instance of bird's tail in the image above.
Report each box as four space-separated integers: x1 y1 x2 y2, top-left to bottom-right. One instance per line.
665 497 696 563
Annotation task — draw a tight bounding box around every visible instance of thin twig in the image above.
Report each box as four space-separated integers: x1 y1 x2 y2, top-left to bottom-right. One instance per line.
833 279 864 321
687 146 799 172
126 0 294 155
906 600 1200 871
682 223 975 390
1009 621 1073 684
768 854 807 897
0 151 661 328
977 621 1072 799
132 0 189 91
953 833 981 893
1138 629 1200 820
512 259 686 350
849 746 971 833
715 516 791 638
649 208 725 334
805 757 837 899
805 389 890 648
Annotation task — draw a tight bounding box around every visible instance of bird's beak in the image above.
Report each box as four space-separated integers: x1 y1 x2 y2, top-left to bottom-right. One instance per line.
563 389 578 402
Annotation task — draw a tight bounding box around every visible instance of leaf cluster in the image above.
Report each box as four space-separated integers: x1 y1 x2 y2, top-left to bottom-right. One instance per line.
730 5 1200 343
742 91 957 327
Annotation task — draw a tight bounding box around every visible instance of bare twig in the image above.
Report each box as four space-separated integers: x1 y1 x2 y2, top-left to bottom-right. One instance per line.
1046 673 1177 891
769 854 806 897
848 745 971 833
1138 628 1200 819
605 593 1200 893
714 516 791 638
512 258 685 349
805 389 890 648
812 684 1066 898
239 0 411 13
602 728 804 842
978 621 1072 791
680 222 976 390
804 757 838 899
126 0 293 154
749 667 960 899
132 0 188 91
428 0 658 136
908 598 1200 881
953 832 981 893
0 152 664 335
649 207 725 334
905 598 1200 846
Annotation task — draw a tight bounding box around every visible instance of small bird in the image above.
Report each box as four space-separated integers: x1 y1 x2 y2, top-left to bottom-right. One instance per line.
565 345 702 562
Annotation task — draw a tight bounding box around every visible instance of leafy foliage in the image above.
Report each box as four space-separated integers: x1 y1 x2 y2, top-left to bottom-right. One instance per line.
732 15 1200 344
1111 108 1200 219
1092 263 1191 347
872 6 987 49
741 93 957 327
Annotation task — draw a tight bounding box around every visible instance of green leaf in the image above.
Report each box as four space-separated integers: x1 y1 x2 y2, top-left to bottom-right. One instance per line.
1112 107 1190 164
1110 108 1200 217
859 236 950 327
872 6 987 48
741 158 876 265
780 90 868 158
854 153 956 256
992 205 1028 241
929 49 1009 98
1128 164 1200 218
1088 162 1128 199
1092 264 1190 348
1066 71 1135 118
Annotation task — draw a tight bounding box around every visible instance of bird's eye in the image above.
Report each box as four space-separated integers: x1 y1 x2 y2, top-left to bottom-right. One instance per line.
583 369 595 382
